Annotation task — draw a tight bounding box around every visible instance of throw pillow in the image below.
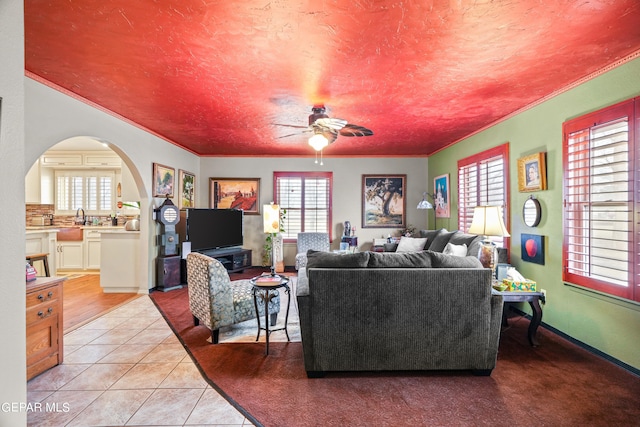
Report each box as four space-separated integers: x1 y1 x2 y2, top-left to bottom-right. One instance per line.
448 232 483 257
429 250 484 268
306 249 370 269
395 236 428 253
367 251 432 268
418 229 445 250
428 229 458 252
443 242 467 257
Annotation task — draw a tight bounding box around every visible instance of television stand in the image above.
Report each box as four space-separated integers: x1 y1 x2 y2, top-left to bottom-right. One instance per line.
199 247 252 273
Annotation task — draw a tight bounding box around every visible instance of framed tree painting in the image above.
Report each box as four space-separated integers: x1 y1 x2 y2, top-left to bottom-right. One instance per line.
178 169 195 209
434 174 450 218
209 178 260 215
518 152 547 192
362 174 406 228
152 163 175 198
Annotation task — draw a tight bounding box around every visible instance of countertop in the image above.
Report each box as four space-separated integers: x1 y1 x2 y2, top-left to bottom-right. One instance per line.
26 225 137 234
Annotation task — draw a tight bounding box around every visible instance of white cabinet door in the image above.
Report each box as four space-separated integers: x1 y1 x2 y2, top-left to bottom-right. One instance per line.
83 154 121 167
85 238 101 269
41 154 83 167
58 242 84 270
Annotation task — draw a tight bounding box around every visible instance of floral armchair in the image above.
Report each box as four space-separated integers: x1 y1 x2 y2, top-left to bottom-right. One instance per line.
186 252 280 344
295 232 330 270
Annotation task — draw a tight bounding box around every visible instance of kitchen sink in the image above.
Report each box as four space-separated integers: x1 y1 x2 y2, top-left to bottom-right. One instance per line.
56 227 83 241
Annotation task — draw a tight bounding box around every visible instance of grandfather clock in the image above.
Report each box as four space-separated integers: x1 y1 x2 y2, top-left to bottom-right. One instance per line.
155 197 182 292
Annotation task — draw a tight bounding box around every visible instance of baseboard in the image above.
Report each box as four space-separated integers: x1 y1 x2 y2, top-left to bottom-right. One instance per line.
509 306 640 378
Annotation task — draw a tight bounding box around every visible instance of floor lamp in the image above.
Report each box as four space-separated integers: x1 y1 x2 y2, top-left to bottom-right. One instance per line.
468 206 510 279
263 203 280 277
417 192 435 229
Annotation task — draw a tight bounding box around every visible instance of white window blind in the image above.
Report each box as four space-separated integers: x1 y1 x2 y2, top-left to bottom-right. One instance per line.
275 172 332 240
564 118 631 287
458 144 509 245
55 170 115 214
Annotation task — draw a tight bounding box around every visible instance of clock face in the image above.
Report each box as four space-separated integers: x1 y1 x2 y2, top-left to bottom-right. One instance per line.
160 205 179 225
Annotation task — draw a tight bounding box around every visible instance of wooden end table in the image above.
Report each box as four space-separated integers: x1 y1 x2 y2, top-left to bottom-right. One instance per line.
498 290 546 346
251 274 291 355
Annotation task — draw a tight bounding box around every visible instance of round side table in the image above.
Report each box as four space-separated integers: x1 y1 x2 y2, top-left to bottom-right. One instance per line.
250 274 291 355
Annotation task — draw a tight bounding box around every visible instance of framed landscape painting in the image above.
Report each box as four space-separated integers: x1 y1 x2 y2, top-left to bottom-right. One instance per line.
209 178 260 215
362 174 406 228
152 163 175 198
178 169 195 209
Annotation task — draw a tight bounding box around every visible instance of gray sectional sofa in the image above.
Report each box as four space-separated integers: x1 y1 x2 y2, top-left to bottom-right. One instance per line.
296 246 504 377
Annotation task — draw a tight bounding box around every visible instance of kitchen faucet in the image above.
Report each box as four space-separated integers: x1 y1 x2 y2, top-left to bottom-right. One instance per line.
76 208 85 225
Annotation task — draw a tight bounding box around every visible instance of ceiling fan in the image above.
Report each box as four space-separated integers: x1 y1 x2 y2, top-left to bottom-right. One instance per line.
277 105 373 164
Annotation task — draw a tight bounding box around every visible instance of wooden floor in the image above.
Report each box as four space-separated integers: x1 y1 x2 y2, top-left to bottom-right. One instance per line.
62 274 139 332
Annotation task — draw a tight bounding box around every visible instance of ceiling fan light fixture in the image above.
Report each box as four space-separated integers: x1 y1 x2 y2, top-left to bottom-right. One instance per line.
308 133 329 151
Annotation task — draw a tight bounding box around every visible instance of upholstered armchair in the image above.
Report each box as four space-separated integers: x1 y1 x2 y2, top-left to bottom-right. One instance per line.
186 252 280 344
295 232 330 270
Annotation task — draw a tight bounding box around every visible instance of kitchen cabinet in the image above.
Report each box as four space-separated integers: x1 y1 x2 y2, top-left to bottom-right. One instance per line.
57 242 83 270
25 229 58 277
40 153 83 167
83 153 121 167
100 230 140 293
84 229 102 270
27 277 65 380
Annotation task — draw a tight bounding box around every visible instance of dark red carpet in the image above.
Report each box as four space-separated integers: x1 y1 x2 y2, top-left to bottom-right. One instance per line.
150 268 640 426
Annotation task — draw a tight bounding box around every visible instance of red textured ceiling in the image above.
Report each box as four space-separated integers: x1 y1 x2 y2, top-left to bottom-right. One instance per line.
25 0 640 157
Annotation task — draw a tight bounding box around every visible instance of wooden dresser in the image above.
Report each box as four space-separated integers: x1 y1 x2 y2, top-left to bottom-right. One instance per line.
26 276 65 380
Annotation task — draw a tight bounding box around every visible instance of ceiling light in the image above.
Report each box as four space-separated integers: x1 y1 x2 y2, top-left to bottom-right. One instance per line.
308 134 329 151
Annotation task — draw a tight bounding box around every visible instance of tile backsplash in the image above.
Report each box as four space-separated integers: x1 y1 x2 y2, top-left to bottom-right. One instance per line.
26 204 133 227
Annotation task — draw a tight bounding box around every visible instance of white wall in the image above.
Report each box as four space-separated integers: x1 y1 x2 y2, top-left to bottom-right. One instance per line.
25 78 201 291
199 157 430 265
0 0 26 424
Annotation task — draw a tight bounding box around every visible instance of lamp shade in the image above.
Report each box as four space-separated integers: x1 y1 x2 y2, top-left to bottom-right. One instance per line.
308 134 329 151
263 203 280 233
417 192 433 209
468 206 510 237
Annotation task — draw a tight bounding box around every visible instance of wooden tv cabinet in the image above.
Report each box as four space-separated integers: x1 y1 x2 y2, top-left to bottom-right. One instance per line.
26 276 65 380
200 247 252 273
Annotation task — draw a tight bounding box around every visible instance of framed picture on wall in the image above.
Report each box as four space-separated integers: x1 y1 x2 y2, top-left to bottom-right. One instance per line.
362 174 407 228
521 233 545 265
152 163 175 198
518 152 547 192
178 169 195 209
209 178 260 215
434 174 450 218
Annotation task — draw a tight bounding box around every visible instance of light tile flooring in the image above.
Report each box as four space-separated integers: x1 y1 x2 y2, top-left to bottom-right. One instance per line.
27 296 255 427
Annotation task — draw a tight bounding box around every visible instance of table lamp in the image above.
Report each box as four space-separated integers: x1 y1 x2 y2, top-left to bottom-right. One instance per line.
468 206 510 277
263 203 280 276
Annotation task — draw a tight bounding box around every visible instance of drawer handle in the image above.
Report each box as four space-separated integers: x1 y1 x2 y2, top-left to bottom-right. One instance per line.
37 307 54 318
37 291 54 301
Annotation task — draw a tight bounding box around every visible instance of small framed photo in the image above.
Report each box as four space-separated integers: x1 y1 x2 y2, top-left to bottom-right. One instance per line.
209 178 260 215
152 163 175 198
518 152 547 192
178 169 196 209
362 174 407 228
434 174 450 218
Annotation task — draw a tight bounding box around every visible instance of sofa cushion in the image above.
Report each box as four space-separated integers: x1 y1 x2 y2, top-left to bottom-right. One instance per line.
448 232 483 257
443 242 467 257
306 249 370 269
418 229 445 250
428 250 484 268
428 229 458 252
395 236 428 253
367 251 432 268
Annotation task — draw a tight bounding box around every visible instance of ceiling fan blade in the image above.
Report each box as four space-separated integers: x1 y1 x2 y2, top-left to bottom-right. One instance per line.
273 123 310 129
314 117 348 132
339 123 374 137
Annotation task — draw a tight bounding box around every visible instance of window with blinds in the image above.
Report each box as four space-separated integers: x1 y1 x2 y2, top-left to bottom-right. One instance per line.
562 98 638 302
274 172 332 240
55 170 115 214
457 144 510 246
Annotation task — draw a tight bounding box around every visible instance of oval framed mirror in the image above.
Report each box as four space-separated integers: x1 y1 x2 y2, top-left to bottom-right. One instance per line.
523 196 541 227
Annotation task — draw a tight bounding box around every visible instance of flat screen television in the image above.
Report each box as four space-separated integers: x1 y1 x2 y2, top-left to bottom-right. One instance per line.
178 208 244 252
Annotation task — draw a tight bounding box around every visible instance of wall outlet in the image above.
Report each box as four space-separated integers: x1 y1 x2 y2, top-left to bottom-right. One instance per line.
540 288 547 303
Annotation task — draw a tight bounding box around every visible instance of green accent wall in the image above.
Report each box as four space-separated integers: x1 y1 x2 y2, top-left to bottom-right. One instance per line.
429 57 640 370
